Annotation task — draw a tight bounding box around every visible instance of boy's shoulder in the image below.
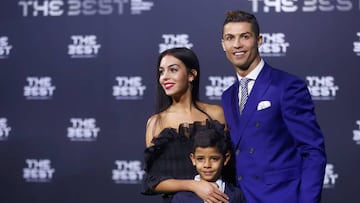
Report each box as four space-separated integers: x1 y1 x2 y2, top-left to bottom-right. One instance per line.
225 182 246 203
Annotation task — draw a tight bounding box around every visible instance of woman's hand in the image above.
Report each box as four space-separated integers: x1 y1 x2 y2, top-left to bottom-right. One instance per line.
191 179 229 203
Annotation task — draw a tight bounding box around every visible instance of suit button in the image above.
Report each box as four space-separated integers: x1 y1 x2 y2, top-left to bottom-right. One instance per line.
253 175 258 180
249 148 254 154
255 122 260 127
236 149 241 155
238 176 243 181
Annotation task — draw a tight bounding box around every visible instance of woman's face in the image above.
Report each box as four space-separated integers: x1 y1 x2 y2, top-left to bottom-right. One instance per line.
158 55 193 97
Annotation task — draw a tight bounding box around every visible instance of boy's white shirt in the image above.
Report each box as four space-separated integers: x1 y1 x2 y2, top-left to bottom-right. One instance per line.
194 174 226 195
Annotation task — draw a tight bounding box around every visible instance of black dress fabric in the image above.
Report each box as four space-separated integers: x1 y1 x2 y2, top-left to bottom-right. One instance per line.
142 119 226 202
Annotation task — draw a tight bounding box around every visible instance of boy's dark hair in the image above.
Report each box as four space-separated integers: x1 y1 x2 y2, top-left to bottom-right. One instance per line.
192 128 230 156
191 128 237 185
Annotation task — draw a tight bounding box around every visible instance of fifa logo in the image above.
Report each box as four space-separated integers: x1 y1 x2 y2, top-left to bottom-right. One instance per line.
112 160 145 184
130 0 154 14
205 76 236 100
323 164 339 188
67 118 100 141
68 35 101 58
18 0 154 17
0 118 11 141
159 34 194 53
353 120 360 144
353 32 360 56
259 33 289 57
0 36 12 59
248 0 353 13
306 76 339 100
112 76 146 100
24 76 56 99
23 159 55 182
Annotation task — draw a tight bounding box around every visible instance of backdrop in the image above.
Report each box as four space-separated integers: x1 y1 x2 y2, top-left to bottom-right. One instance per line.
1 0 360 202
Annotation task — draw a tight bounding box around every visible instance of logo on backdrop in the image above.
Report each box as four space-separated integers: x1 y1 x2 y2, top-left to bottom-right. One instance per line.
113 76 146 100
306 76 339 100
24 76 56 100
0 118 11 141
130 0 154 14
112 160 145 184
353 32 360 56
248 0 354 13
323 163 339 189
68 35 101 58
205 76 236 100
23 159 55 182
18 0 154 17
159 34 194 53
353 120 360 145
0 36 12 59
67 118 100 141
259 33 289 57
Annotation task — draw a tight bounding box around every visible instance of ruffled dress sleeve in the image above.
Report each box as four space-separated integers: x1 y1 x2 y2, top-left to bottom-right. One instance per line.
142 128 195 195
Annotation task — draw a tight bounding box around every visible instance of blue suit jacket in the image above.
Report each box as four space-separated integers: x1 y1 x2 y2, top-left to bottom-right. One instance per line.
221 63 326 203
171 183 246 203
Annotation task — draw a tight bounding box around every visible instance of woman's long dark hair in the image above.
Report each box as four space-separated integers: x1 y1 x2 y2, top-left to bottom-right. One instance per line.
154 48 211 119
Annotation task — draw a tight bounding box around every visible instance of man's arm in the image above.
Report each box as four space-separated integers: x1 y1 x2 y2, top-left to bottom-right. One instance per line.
282 78 327 202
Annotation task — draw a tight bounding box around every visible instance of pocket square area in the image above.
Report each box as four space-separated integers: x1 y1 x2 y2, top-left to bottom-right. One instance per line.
257 101 271 110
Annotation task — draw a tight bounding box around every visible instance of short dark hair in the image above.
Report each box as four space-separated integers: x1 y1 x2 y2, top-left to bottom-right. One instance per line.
222 10 260 37
192 128 231 157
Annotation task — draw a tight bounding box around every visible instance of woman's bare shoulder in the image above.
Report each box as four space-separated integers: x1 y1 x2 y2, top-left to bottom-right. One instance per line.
145 114 162 147
198 102 225 123
146 114 158 128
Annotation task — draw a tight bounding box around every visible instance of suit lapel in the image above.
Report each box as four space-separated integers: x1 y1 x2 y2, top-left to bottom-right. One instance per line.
236 64 272 143
227 81 242 145
222 80 244 146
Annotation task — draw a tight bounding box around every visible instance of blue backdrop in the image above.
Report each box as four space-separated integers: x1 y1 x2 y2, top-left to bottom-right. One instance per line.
1 0 360 202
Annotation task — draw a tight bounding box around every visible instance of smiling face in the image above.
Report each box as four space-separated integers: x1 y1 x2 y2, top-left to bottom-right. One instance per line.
222 22 262 76
190 147 230 182
158 54 195 97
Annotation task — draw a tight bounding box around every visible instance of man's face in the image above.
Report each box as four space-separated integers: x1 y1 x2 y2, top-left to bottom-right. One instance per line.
222 22 262 76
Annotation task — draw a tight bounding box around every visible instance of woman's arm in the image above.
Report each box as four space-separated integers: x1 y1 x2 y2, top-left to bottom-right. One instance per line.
155 179 229 203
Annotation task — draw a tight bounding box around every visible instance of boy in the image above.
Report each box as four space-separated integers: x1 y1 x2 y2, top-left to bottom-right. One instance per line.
171 128 246 203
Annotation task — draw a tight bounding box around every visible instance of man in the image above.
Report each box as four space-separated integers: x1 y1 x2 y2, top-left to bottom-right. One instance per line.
220 10 327 203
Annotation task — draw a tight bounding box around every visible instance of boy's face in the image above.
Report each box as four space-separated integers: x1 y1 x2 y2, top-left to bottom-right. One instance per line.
190 147 230 182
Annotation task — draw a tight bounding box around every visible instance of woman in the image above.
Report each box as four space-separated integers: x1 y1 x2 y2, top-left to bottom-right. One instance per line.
142 47 230 203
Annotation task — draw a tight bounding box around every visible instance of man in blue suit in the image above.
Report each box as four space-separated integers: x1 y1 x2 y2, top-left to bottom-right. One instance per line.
220 10 327 203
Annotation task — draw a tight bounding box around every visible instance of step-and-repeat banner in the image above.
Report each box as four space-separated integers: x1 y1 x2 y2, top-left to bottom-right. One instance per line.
1 0 360 202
